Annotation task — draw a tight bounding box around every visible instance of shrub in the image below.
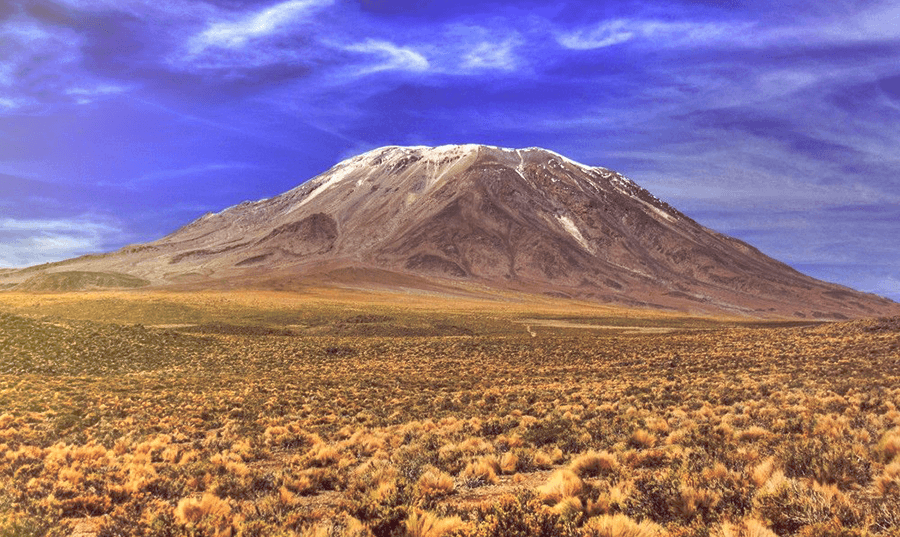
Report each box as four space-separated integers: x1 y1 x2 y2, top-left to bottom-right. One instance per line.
877 430 900 462
175 493 234 535
570 451 618 478
533 450 554 469
464 493 565 537
416 468 455 501
750 458 775 488
500 452 519 475
714 518 777 537
779 437 871 487
873 460 900 496
674 484 720 523
306 444 342 468
264 423 320 450
553 496 584 520
405 510 466 537
735 426 771 443
624 471 681 524
579 513 666 537
753 474 860 535
460 457 499 487
537 470 583 504
628 430 656 450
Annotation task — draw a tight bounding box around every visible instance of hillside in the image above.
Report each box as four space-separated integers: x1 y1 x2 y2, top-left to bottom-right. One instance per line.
1 145 896 319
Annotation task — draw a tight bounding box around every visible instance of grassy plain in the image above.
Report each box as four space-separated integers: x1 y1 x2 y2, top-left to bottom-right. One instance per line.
0 288 898 537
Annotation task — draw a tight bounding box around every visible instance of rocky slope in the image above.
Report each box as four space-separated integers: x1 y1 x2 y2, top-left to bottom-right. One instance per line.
2 145 897 319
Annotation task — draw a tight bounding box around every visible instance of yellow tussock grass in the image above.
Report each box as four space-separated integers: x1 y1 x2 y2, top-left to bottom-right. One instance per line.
306 444 341 467
175 493 232 525
537 469 583 504
676 484 720 519
750 458 775 488
874 460 900 496
715 519 778 537
553 496 583 518
569 450 618 477
405 510 465 537
878 429 900 461
500 452 519 474
580 513 666 536
416 467 455 499
629 429 656 449
533 450 554 469
460 456 499 485
735 426 771 442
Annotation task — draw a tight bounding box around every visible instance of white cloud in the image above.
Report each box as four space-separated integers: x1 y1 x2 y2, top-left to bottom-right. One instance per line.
189 0 333 53
0 216 122 268
558 20 634 50
461 39 519 71
557 18 745 50
819 1 900 42
0 17 94 110
559 5 900 54
65 84 130 105
344 40 429 74
0 217 118 234
65 85 129 96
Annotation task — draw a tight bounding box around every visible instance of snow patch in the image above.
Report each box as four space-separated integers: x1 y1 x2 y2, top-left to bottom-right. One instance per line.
515 152 527 180
419 144 482 163
648 204 676 222
557 215 593 253
289 163 359 213
521 147 598 174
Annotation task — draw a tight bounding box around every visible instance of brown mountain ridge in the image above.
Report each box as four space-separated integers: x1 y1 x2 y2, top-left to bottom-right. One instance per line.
2 144 897 319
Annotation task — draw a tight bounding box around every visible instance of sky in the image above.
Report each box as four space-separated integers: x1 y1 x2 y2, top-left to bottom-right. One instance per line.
1 0 899 300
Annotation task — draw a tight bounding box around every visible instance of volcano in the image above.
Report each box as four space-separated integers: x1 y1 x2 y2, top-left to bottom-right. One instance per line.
3 144 897 319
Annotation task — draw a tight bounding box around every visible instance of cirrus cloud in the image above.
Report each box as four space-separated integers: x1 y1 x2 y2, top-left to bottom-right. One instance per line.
0 216 123 268
188 0 334 53
343 39 429 74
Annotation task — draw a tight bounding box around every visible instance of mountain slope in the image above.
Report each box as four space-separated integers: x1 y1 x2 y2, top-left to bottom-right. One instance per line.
2 144 896 319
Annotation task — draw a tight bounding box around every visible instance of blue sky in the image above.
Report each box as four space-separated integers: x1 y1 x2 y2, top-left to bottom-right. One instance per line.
1 0 899 300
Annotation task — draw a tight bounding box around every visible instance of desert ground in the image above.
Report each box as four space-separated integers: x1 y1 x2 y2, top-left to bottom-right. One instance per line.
0 288 898 536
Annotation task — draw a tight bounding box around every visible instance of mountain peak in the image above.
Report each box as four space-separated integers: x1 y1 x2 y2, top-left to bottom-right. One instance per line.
3 145 897 319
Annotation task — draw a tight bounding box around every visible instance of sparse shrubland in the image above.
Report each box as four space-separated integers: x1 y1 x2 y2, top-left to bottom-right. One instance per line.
0 291 898 536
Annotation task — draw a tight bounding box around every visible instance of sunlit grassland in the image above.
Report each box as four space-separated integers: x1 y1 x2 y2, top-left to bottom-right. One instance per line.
0 289 898 536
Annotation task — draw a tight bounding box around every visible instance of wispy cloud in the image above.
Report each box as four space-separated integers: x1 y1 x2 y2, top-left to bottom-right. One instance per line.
0 19 81 109
0 97 20 110
461 38 520 71
65 84 129 96
0 217 117 234
558 18 737 50
188 0 333 53
343 40 429 74
559 2 900 54
65 84 130 105
0 216 122 268
557 20 635 50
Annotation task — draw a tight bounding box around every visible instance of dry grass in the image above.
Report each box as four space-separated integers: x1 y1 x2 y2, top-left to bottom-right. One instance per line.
0 290 898 536
570 450 618 478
